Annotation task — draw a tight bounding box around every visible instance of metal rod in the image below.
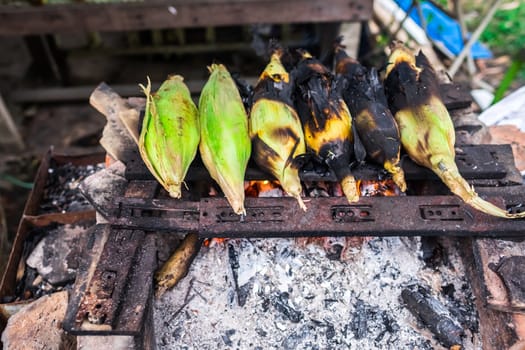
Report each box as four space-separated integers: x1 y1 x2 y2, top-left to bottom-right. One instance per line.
448 0 503 78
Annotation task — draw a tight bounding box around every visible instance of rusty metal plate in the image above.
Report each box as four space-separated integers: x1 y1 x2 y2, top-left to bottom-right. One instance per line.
113 233 158 333
66 228 146 335
64 227 172 336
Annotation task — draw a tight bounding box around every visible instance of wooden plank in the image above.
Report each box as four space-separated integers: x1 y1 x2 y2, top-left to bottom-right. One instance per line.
0 94 24 149
471 239 525 313
459 238 519 350
0 0 372 36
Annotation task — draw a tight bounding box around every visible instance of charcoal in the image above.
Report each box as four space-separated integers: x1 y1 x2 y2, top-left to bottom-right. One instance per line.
349 299 368 339
272 292 303 323
221 329 236 346
441 283 455 298
325 323 335 340
325 244 343 261
401 285 464 348
282 324 312 350
228 243 250 306
40 161 104 214
255 328 267 337
261 297 270 312
348 299 399 343
420 237 448 269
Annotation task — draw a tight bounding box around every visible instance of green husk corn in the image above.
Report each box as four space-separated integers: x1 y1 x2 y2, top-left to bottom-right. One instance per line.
139 76 200 198
199 64 251 215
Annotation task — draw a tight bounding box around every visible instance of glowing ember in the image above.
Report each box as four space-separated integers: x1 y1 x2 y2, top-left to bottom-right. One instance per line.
358 179 403 197
203 237 228 247
245 180 284 197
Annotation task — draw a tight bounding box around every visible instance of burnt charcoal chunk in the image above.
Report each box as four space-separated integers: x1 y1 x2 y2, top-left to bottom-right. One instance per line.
420 237 448 269
221 329 236 346
261 298 270 312
255 328 267 337
350 300 368 339
401 285 464 348
282 324 313 350
325 244 343 261
325 323 336 340
228 243 250 306
348 299 399 343
40 161 103 214
272 292 303 323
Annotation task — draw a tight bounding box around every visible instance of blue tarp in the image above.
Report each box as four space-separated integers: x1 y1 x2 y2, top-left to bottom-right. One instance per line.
394 0 493 59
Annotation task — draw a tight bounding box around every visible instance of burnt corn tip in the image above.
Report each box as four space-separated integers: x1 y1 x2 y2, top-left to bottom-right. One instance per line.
385 43 419 78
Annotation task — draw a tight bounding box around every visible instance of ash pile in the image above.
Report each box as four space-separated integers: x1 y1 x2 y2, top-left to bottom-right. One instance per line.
155 235 479 349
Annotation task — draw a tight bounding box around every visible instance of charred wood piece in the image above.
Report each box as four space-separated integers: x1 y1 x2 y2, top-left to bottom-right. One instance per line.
401 285 464 348
228 243 250 307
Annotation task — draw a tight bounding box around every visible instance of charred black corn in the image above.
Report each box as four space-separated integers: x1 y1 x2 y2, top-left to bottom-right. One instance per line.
294 50 360 203
334 40 406 191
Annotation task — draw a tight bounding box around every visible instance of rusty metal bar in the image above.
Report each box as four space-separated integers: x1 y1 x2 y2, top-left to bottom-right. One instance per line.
198 195 525 238
107 189 525 238
64 227 172 337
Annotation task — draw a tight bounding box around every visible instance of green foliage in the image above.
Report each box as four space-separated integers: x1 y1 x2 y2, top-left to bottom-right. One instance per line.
466 1 525 84
476 1 525 58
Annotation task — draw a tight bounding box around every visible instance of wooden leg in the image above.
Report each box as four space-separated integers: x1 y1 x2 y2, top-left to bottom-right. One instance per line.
0 95 24 150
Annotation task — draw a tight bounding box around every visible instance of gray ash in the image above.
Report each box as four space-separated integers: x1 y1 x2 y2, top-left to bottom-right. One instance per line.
39 160 104 214
155 237 481 349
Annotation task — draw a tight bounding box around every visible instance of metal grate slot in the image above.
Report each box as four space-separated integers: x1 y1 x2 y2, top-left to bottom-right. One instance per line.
331 205 375 223
419 205 464 221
